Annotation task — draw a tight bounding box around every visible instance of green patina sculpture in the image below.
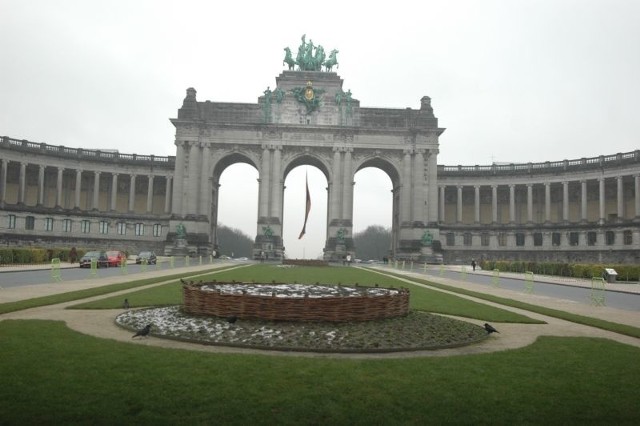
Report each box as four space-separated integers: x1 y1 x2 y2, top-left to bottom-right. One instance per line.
421 230 433 246
262 87 272 123
283 47 295 70
274 88 285 104
263 87 272 105
323 49 339 72
286 35 338 72
176 223 187 239
291 82 325 114
336 227 347 243
262 226 273 238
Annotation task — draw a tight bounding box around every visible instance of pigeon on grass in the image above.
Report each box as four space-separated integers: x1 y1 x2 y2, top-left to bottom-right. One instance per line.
132 324 152 338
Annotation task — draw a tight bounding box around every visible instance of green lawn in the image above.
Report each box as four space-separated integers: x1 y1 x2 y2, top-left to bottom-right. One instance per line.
1 264 639 424
72 265 541 323
0 320 639 424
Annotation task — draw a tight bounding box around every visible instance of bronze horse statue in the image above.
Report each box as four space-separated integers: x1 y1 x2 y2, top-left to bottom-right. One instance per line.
323 49 339 72
283 47 296 70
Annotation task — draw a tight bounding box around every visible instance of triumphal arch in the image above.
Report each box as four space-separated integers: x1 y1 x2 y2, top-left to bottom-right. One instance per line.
169 36 444 261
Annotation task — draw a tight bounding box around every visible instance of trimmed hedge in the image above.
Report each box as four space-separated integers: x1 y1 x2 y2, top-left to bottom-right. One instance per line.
0 248 87 265
479 259 640 282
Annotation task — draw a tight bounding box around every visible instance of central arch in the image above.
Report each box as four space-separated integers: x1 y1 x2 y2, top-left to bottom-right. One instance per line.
167 70 444 262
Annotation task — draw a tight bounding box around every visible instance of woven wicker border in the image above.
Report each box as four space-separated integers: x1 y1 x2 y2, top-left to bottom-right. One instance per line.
182 282 410 322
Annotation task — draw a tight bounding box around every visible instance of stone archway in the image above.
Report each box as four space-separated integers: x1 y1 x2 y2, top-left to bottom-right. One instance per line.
167 52 444 261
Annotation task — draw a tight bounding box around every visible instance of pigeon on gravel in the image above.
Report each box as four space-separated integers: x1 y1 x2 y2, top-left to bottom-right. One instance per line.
484 323 499 334
132 324 152 338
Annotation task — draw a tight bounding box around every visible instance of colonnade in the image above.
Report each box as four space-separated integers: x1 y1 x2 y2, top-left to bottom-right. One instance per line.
0 158 173 214
439 175 640 225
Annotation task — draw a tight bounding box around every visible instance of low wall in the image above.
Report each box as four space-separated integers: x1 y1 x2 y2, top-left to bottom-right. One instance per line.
182 282 410 322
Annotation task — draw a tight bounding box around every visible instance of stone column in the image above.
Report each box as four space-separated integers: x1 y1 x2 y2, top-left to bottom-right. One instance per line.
38 165 45 206
491 185 498 223
527 184 533 223
18 162 26 204
426 150 438 224
188 142 200 215
200 143 211 216
164 175 173 214
439 185 445 223
271 146 282 219
342 147 354 222
146 175 154 213
562 181 569 222
456 185 463 223
400 149 412 224
509 184 515 223
330 147 342 220
544 182 551 222
581 180 587 221
56 167 64 208
110 173 118 211
0 159 6 205
75 169 82 209
172 141 186 216
635 175 640 218
93 171 101 210
258 145 271 219
474 185 480 223
617 176 624 219
599 178 605 223
129 174 137 213
413 149 425 223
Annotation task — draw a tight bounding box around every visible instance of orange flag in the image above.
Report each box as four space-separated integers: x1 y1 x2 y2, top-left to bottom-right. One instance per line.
298 172 311 239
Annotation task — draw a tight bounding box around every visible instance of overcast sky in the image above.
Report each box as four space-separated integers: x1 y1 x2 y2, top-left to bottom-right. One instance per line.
2 0 639 259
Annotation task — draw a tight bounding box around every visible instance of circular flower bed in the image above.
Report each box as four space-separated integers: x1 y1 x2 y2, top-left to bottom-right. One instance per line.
116 306 488 353
182 282 410 322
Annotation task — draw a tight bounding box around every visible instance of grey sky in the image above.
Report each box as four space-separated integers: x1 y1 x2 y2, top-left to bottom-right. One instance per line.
2 0 639 258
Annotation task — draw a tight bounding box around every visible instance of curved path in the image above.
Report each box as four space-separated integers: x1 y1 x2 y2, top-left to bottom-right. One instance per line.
1 263 639 358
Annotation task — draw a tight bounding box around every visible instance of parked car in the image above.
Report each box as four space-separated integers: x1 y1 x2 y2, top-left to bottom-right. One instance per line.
106 250 127 267
136 251 157 265
79 251 109 268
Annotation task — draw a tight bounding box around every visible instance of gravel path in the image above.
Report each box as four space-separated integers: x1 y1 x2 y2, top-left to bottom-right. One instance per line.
1 264 639 358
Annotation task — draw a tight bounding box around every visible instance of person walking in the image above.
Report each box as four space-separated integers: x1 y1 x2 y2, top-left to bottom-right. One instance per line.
471 259 477 271
69 247 78 264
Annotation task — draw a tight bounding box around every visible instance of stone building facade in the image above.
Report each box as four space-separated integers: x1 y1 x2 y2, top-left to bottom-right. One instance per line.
1 66 639 263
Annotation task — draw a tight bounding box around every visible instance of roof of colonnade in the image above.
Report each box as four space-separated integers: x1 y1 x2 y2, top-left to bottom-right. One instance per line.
2 135 638 178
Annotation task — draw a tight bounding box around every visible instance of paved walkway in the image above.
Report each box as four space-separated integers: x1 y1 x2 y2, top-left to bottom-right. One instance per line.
1 262 639 358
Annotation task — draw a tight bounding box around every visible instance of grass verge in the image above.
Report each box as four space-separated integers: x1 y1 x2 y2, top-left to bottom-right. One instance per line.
0 265 243 314
377 269 640 338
